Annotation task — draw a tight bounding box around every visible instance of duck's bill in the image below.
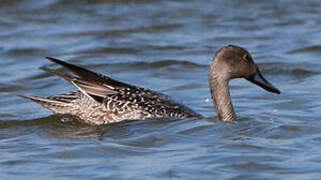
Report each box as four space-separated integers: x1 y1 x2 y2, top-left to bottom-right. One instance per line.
246 68 280 94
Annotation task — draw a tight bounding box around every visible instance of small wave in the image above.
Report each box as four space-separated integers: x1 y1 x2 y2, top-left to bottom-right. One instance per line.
288 45 321 54
69 45 187 56
54 23 182 39
119 23 183 34
78 47 139 55
2 48 49 57
144 45 186 51
0 83 24 92
140 60 205 68
258 62 319 77
68 59 206 71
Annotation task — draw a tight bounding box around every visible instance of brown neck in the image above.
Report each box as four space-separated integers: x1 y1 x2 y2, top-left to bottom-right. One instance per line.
209 71 236 122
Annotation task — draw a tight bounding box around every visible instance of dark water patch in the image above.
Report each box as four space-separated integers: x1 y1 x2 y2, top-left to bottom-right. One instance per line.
163 83 201 92
0 0 57 11
18 70 52 81
259 62 320 77
78 47 139 55
144 45 187 51
275 18 305 27
116 133 173 149
54 29 110 38
2 48 49 57
177 124 215 136
126 23 183 34
0 113 15 121
288 45 321 54
139 59 205 69
267 124 321 140
0 83 24 92
53 23 183 40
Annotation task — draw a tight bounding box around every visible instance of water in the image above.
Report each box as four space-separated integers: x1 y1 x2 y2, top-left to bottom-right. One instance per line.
1 0 321 179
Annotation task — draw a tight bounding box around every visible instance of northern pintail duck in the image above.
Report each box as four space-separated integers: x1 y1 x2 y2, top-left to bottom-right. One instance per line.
21 45 280 125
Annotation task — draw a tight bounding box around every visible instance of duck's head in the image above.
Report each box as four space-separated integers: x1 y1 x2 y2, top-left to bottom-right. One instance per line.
211 45 280 94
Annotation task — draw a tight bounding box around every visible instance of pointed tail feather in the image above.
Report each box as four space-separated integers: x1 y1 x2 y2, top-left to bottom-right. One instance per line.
45 57 131 88
40 67 74 82
45 57 107 83
18 94 74 110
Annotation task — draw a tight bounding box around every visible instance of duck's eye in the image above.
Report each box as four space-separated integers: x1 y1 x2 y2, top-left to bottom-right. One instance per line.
243 54 252 62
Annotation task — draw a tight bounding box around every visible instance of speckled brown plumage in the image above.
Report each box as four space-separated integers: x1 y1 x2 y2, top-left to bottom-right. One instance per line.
21 57 200 125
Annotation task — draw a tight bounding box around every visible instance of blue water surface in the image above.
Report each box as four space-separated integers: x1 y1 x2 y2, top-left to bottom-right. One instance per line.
1 0 321 179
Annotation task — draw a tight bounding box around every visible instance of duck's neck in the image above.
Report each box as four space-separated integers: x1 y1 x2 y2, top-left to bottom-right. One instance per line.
209 73 236 121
